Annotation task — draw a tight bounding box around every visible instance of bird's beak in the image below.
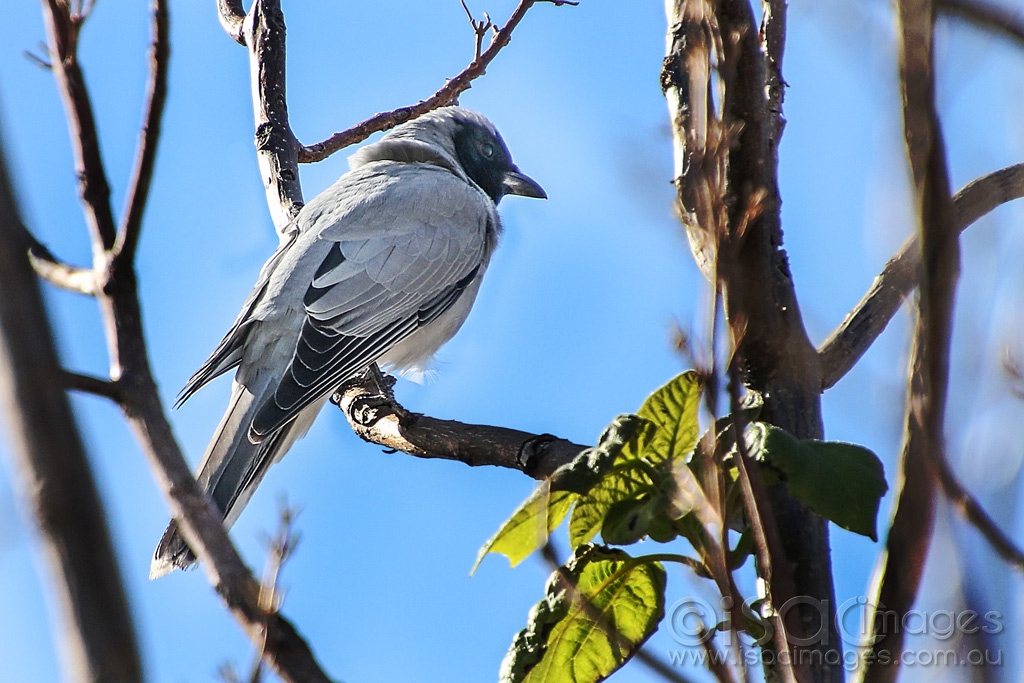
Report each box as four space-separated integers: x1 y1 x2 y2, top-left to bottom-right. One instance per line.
502 169 547 199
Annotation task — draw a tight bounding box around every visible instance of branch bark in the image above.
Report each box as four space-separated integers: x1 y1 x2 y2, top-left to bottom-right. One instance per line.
42 0 118 255
242 0 304 235
0 126 143 683
332 368 587 480
114 0 169 263
662 1 838 680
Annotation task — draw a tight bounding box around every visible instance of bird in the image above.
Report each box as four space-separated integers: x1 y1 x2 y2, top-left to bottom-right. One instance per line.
150 107 545 578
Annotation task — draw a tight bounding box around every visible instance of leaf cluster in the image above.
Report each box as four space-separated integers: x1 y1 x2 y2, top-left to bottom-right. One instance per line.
477 372 888 683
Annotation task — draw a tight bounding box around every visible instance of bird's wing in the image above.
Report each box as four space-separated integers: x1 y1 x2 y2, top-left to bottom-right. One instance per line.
175 231 300 407
249 163 495 440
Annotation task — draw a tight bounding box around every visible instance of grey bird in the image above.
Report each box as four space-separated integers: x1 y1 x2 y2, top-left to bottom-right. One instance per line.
150 107 545 578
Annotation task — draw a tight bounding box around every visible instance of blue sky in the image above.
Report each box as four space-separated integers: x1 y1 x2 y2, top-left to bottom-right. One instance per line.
2 1 1024 681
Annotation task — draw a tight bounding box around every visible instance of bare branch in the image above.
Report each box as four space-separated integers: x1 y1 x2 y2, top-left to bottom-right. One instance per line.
934 457 1024 571
938 0 1024 46
26 233 98 295
246 504 302 683
62 369 123 403
32 1 339 678
332 366 587 480
241 0 304 235
460 0 495 62
109 290 337 683
218 0 246 45
114 0 169 265
0 130 143 683
298 0 576 163
818 162 1024 390
42 0 118 253
859 1 958 680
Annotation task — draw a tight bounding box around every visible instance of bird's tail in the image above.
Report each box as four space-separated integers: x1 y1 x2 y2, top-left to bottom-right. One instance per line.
149 380 320 579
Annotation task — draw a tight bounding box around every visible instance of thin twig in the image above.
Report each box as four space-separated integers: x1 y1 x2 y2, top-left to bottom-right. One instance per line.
934 458 1024 570
938 0 1024 46
298 0 576 163
26 234 98 295
62 370 123 403
42 0 118 252
819 162 1024 390
23 47 53 70
247 504 302 683
114 0 169 265
460 0 494 61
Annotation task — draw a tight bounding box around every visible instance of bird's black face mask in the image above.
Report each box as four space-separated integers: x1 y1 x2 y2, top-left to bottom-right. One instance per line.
453 121 545 204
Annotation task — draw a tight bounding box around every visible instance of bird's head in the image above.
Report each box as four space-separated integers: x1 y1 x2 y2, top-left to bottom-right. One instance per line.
447 110 546 204
356 107 546 205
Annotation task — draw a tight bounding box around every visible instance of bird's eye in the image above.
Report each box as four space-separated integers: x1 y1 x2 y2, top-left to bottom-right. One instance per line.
480 142 495 159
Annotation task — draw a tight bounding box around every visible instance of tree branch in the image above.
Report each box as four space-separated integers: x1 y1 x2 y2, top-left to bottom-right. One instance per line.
663 1 838 679
298 0 575 163
818 162 1024 390
0 125 143 683
34 1 340 679
217 0 246 45
937 0 1024 46
934 456 1024 571
332 367 587 480
42 0 118 254
727 367 798 683
241 0 304 235
114 0 169 266
859 1 958 680
25 232 98 295
62 369 123 403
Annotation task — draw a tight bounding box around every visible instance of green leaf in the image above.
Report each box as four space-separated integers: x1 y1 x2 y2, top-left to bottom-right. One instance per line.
473 485 577 573
474 416 650 573
500 546 666 683
746 423 888 541
569 373 703 547
551 415 653 495
629 371 703 466
600 495 666 546
569 461 657 547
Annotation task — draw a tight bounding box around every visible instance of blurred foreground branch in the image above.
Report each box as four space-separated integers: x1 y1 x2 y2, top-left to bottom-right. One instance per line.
0 128 143 683
859 1 959 681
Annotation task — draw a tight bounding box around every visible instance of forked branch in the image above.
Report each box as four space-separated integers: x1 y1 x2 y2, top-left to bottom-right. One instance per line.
298 0 576 163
